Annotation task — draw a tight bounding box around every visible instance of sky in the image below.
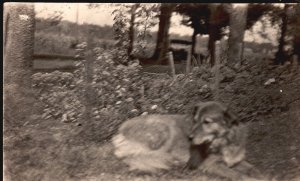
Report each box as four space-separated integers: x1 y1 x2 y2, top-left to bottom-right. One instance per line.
34 3 280 45
35 3 194 35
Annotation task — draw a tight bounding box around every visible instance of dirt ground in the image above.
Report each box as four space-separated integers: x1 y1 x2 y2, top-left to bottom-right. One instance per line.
3 61 300 181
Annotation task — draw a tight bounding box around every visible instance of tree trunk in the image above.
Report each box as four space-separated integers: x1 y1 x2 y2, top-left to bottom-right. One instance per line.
208 5 218 67
4 3 35 86
207 5 219 67
151 3 174 64
293 37 300 63
227 5 248 68
3 2 35 135
292 4 300 62
191 29 197 56
275 4 288 65
208 34 216 67
128 4 139 59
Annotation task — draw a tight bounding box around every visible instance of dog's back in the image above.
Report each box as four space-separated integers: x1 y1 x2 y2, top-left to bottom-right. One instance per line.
112 114 192 172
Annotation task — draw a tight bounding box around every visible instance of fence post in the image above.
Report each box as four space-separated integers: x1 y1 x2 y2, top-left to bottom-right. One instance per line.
213 43 221 101
292 55 299 72
185 48 192 74
167 51 176 78
83 29 96 121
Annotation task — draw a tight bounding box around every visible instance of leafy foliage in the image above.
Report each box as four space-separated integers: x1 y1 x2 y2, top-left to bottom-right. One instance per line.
133 4 160 57
176 3 275 41
112 5 131 63
34 32 77 55
112 4 160 64
32 40 216 139
31 70 84 121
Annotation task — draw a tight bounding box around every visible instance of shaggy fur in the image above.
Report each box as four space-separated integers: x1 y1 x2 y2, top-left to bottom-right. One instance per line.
188 101 265 181
112 101 266 180
112 114 193 172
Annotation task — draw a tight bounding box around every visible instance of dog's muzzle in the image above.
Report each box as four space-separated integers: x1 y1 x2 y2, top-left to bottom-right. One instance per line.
189 133 215 145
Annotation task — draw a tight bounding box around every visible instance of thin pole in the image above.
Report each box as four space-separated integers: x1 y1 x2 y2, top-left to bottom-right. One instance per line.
76 4 79 41
186 47 191 74
167 51 176 78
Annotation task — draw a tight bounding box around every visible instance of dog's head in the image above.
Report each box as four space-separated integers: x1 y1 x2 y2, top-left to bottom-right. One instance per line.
189 101 239 145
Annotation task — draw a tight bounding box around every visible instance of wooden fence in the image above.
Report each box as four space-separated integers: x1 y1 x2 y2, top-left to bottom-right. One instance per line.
33 53 79 72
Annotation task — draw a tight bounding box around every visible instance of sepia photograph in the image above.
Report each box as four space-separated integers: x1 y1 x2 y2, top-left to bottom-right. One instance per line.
3 2 300 181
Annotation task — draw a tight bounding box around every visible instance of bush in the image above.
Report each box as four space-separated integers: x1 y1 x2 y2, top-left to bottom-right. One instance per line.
31 71 84 122
32 43 214 141
34 32 77 55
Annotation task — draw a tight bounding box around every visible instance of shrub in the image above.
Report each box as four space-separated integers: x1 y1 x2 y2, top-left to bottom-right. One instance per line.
32 43 214 141
31 71 84 122
34 32 77 55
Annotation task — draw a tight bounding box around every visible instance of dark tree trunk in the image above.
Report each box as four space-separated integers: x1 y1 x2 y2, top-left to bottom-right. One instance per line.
128 4 139 59
191 29 197 56
227 5 248 68
208 5 218 67
208 34 216 67
293 37 300 62
292 4 300 62
151 3 174 64
275 4 288 65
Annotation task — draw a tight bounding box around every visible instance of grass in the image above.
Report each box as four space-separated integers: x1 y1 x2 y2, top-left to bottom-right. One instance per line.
3 56 300 181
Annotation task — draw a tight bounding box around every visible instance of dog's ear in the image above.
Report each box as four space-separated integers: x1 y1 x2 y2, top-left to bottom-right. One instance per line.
223 106 239 127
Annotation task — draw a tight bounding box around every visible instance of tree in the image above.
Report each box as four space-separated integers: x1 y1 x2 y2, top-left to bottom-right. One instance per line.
208 4 229 66
112 4 131 64
291 4 300 61
151 3 176 64
176 4 211 58
128 3 140 59
227 4 248 68
176 3 274 66
276 3 300 63
111 3 159 64
134 4 159 58
274 4 288 65
3 3 35 128
4 3 35 86
176 4 230 66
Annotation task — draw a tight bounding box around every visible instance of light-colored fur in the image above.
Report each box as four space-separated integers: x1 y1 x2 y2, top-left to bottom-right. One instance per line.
112 114 192 172
112 101 269 181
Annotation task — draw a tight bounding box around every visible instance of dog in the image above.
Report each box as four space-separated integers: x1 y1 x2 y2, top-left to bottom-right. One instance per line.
112 101 265 180
187 101 265 181
112 114 193 172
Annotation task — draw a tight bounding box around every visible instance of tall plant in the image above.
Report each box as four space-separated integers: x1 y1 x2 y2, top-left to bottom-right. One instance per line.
112 3 159 64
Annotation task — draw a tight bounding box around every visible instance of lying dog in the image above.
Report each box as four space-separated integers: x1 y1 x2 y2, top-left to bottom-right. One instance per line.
112 101 265 180
187 101 265 181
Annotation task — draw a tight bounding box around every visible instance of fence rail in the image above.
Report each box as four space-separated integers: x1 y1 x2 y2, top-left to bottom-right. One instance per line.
33 53 81 72
33 53 192 75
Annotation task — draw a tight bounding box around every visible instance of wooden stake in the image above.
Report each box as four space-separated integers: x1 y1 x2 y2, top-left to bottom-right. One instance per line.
186 48 191 74
167 51 176 78
213 44 221 101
